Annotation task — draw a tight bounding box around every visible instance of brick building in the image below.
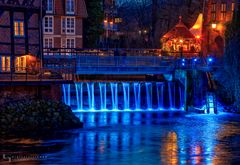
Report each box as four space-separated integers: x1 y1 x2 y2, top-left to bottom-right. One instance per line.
43 0 87 50
0 0 43 73
202 0 236 57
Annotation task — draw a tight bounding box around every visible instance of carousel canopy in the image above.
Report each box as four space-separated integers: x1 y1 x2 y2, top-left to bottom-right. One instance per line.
162 16 195 40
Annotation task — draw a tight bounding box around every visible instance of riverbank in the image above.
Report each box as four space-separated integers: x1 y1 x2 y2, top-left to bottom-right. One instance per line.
0 99 83 135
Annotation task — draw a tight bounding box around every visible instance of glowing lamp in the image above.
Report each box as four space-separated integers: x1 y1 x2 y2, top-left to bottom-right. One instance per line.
194 58 198 62
110 21 113 25
104 20 108 23
182 59 185 62
211 23 217 29
196 35 201 39
208 57 213 62
180 39 183 43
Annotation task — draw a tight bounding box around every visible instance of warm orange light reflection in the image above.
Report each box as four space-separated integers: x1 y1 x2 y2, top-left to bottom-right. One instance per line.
196 35 201 39
160 132 178 165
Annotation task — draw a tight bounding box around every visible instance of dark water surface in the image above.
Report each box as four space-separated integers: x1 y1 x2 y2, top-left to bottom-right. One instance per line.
1 112 240 165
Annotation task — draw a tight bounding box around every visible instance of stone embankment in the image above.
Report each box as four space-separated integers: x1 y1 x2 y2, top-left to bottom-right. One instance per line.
0 99 83 135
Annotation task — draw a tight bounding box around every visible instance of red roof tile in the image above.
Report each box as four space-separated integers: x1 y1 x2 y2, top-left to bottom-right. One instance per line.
162 17 195 39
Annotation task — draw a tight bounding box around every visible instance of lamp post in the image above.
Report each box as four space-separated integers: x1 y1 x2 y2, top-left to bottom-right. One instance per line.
104 19 109 48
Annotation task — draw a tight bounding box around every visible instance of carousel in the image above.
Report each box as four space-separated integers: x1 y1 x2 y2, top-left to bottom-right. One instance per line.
161 15 202 57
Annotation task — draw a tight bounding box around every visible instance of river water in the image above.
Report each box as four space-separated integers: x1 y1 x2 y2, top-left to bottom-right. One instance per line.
1 112 240 165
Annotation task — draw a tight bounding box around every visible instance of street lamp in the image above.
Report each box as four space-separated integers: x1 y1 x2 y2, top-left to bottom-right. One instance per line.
211 23 217 29
104 19 109 48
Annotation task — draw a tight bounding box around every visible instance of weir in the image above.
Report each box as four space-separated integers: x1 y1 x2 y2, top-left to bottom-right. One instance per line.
62 81 184 111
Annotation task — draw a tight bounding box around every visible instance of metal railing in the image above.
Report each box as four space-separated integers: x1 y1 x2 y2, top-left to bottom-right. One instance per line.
74 56 218 74
43 48 163 57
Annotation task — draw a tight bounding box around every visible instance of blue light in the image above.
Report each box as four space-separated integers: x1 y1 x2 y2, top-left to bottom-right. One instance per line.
208 58 213 62
194 58 198 62
182 59 185 62
181 63 185 66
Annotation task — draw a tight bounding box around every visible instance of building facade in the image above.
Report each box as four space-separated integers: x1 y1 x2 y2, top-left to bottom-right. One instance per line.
202 0 236 57
102 0 119 48
0 0 43 73
43 0 87 50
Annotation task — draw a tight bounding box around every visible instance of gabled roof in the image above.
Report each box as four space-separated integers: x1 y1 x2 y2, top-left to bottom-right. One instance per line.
162 16 195 40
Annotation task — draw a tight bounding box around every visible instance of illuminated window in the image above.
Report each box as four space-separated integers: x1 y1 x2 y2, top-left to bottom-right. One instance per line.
1 56 11 72
44 16 53 33
66 0 75 14
14 21 24 37
15 56 26 72
220 3 227 20
231 3 235 15
62 17 75 34
46 0 54 13
211 3 216 21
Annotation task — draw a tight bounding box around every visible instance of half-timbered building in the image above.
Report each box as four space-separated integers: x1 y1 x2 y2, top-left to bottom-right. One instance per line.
0 0 43 73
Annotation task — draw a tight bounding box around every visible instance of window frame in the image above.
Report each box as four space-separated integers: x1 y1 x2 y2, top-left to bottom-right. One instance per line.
14 20 25 38
44 37 54 48
66 0 75 15
211 3 217 21
46 0 54 14
0 56 11 72
220 3 227 20
66 37 75 48
43 16 54 34
61 17 75 34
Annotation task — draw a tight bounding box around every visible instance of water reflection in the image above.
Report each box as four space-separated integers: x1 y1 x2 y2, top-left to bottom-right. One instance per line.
1 113 240 165
161 132 178 165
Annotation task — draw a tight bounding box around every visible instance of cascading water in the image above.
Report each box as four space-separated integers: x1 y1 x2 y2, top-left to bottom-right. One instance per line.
111 83 118 110
179 85 183 109
62 81 184 111
122 82 130 110
133 82 141 110
168 82 173 110
75 83 83 110
63 84 71 106
156 82 164 110
145 82 153 110
87 83 95 110
99 83 107 110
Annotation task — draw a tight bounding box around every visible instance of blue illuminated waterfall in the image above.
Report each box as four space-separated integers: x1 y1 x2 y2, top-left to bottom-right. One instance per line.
99 83 107 110
156 82 164 109
63 82 184 111
111 83 118 110
87 83 95 110
75 83 83 110
133 83 141 110
145 83 153 110
62 84 71 106
122 82 130 110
